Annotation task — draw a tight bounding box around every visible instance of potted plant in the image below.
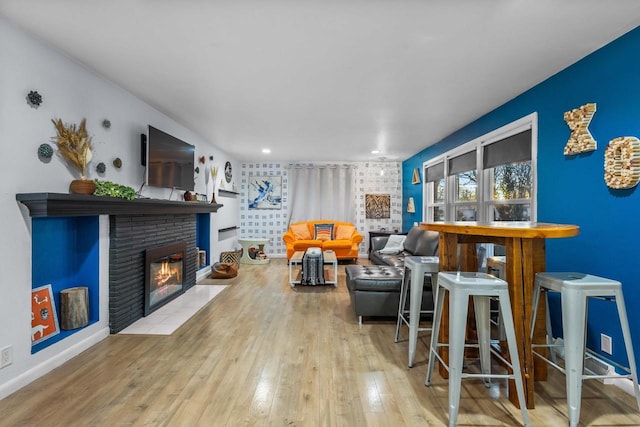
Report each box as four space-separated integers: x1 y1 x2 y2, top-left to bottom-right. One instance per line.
51 118 95 194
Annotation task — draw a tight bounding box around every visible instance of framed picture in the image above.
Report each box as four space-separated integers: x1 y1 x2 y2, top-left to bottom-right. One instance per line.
31 284 60 345
248 175 282 209
365 194 391 219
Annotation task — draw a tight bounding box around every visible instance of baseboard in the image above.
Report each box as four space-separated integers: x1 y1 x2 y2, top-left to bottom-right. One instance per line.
553 338 638 396
0 326 110 400
196 266 211 281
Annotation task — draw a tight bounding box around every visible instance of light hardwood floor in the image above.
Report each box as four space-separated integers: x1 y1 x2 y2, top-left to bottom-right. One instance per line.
2 259 640 426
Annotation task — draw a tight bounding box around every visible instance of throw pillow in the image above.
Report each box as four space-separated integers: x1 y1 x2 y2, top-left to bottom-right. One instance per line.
314 223 334 241
378 234 407 254
291 223 312 240
335 224 355 240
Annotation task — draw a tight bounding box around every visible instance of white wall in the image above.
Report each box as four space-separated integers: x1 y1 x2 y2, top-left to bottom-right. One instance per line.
239 161 402 257
0 17 239 398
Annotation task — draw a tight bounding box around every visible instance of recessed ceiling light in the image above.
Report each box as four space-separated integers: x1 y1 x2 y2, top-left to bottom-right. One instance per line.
371 150 380 154
262 148 271 154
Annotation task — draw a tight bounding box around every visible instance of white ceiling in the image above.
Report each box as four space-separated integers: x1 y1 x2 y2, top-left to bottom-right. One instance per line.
2 1 640 162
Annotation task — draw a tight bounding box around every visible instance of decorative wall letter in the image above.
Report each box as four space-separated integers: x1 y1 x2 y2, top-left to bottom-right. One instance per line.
604 136 640 189
564 103 597 155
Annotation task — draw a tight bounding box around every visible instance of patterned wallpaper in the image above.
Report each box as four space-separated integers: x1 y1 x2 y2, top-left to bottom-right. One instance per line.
239 161 403 258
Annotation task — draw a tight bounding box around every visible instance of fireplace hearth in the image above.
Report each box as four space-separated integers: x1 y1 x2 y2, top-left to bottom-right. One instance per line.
145 242 187 315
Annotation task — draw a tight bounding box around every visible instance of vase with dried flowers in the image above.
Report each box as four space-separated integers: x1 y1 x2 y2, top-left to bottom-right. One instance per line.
51 118 95 194
210 165 219 203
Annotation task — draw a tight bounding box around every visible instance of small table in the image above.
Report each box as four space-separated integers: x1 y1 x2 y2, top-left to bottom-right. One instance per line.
423 221 579 409
289 250 338 288
238 238 270 265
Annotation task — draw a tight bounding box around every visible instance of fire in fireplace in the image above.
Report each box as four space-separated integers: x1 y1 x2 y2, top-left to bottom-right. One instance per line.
145 242 187 315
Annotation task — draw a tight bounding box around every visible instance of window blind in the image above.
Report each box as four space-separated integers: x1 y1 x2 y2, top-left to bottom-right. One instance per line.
483 129 532 169
425 162 444 182
448 151 476 176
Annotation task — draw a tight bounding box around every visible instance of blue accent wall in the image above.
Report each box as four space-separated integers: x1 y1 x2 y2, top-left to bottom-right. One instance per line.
403 26 640 367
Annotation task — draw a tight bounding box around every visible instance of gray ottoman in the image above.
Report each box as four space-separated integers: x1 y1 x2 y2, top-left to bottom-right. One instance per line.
345 265 435 325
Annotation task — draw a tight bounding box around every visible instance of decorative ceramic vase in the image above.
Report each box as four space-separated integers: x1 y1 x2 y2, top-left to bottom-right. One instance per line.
69 179 96 195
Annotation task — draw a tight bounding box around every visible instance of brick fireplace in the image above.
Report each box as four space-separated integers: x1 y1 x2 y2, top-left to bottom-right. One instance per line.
109 214 196 333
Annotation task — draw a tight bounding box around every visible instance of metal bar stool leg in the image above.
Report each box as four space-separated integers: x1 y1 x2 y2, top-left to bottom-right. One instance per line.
395 266 409 342
473 295 492 387
561 286 588 427
447 285 470 427
498 288 531 426
425 278 445 387
614 289 640 411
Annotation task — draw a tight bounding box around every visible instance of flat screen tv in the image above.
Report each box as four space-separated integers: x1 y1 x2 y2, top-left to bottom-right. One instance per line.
145 125 195 191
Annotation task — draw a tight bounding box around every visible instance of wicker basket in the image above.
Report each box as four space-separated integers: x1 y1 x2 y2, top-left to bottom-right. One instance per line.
220 249 242 268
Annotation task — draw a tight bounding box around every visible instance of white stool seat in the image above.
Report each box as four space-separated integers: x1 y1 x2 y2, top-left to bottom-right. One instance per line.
426 272 530 427
395 256 439 368
531 272 640 427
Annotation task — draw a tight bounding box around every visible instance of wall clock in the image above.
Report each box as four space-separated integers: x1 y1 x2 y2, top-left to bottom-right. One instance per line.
225 161 232 183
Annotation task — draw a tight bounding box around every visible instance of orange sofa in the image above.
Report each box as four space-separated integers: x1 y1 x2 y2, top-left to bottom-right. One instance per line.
282 220 363 261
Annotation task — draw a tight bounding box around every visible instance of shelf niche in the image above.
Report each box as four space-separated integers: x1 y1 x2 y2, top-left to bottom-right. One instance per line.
31 216 99 353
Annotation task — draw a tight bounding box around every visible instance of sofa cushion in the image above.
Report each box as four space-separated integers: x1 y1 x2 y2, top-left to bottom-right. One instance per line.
413 230 440 256
314 223 334 241
402 226 424 254
293 240 323 251
291 223 312 240
345 265 404 292
370 226 439 267
335 224 355 240
379 234 406 254
323 239 352 250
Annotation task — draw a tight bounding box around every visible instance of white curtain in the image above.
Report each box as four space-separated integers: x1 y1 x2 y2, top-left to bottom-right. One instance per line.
287 164 356 226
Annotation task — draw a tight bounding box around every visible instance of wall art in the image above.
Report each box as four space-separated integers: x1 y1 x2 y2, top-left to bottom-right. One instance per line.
604 136 640 189
365 194 391 218
407 197 416 213
38 143 53 160
27 90 42 108
248 175 282 209
412 168 421 184
31 284 60 345
564 102 597 155
225 161 233 183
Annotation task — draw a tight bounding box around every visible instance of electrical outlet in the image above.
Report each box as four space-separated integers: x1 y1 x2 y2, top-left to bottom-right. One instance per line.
0 345 12 368
601 333 613 355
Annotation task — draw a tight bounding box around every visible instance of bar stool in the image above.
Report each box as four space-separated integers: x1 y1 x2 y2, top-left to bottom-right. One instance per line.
425 272 530 426
395 256 439 368
531 272 640 427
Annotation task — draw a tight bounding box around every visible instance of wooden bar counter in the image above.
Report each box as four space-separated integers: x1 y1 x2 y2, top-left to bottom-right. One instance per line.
422 221 579 409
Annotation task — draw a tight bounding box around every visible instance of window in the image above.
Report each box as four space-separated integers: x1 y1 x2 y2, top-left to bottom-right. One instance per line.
425 162 445 221
448 151 478 221
423 114 536 223
483 129 533 221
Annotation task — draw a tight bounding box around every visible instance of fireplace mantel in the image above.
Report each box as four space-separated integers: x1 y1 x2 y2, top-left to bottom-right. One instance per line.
16 193 223 217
